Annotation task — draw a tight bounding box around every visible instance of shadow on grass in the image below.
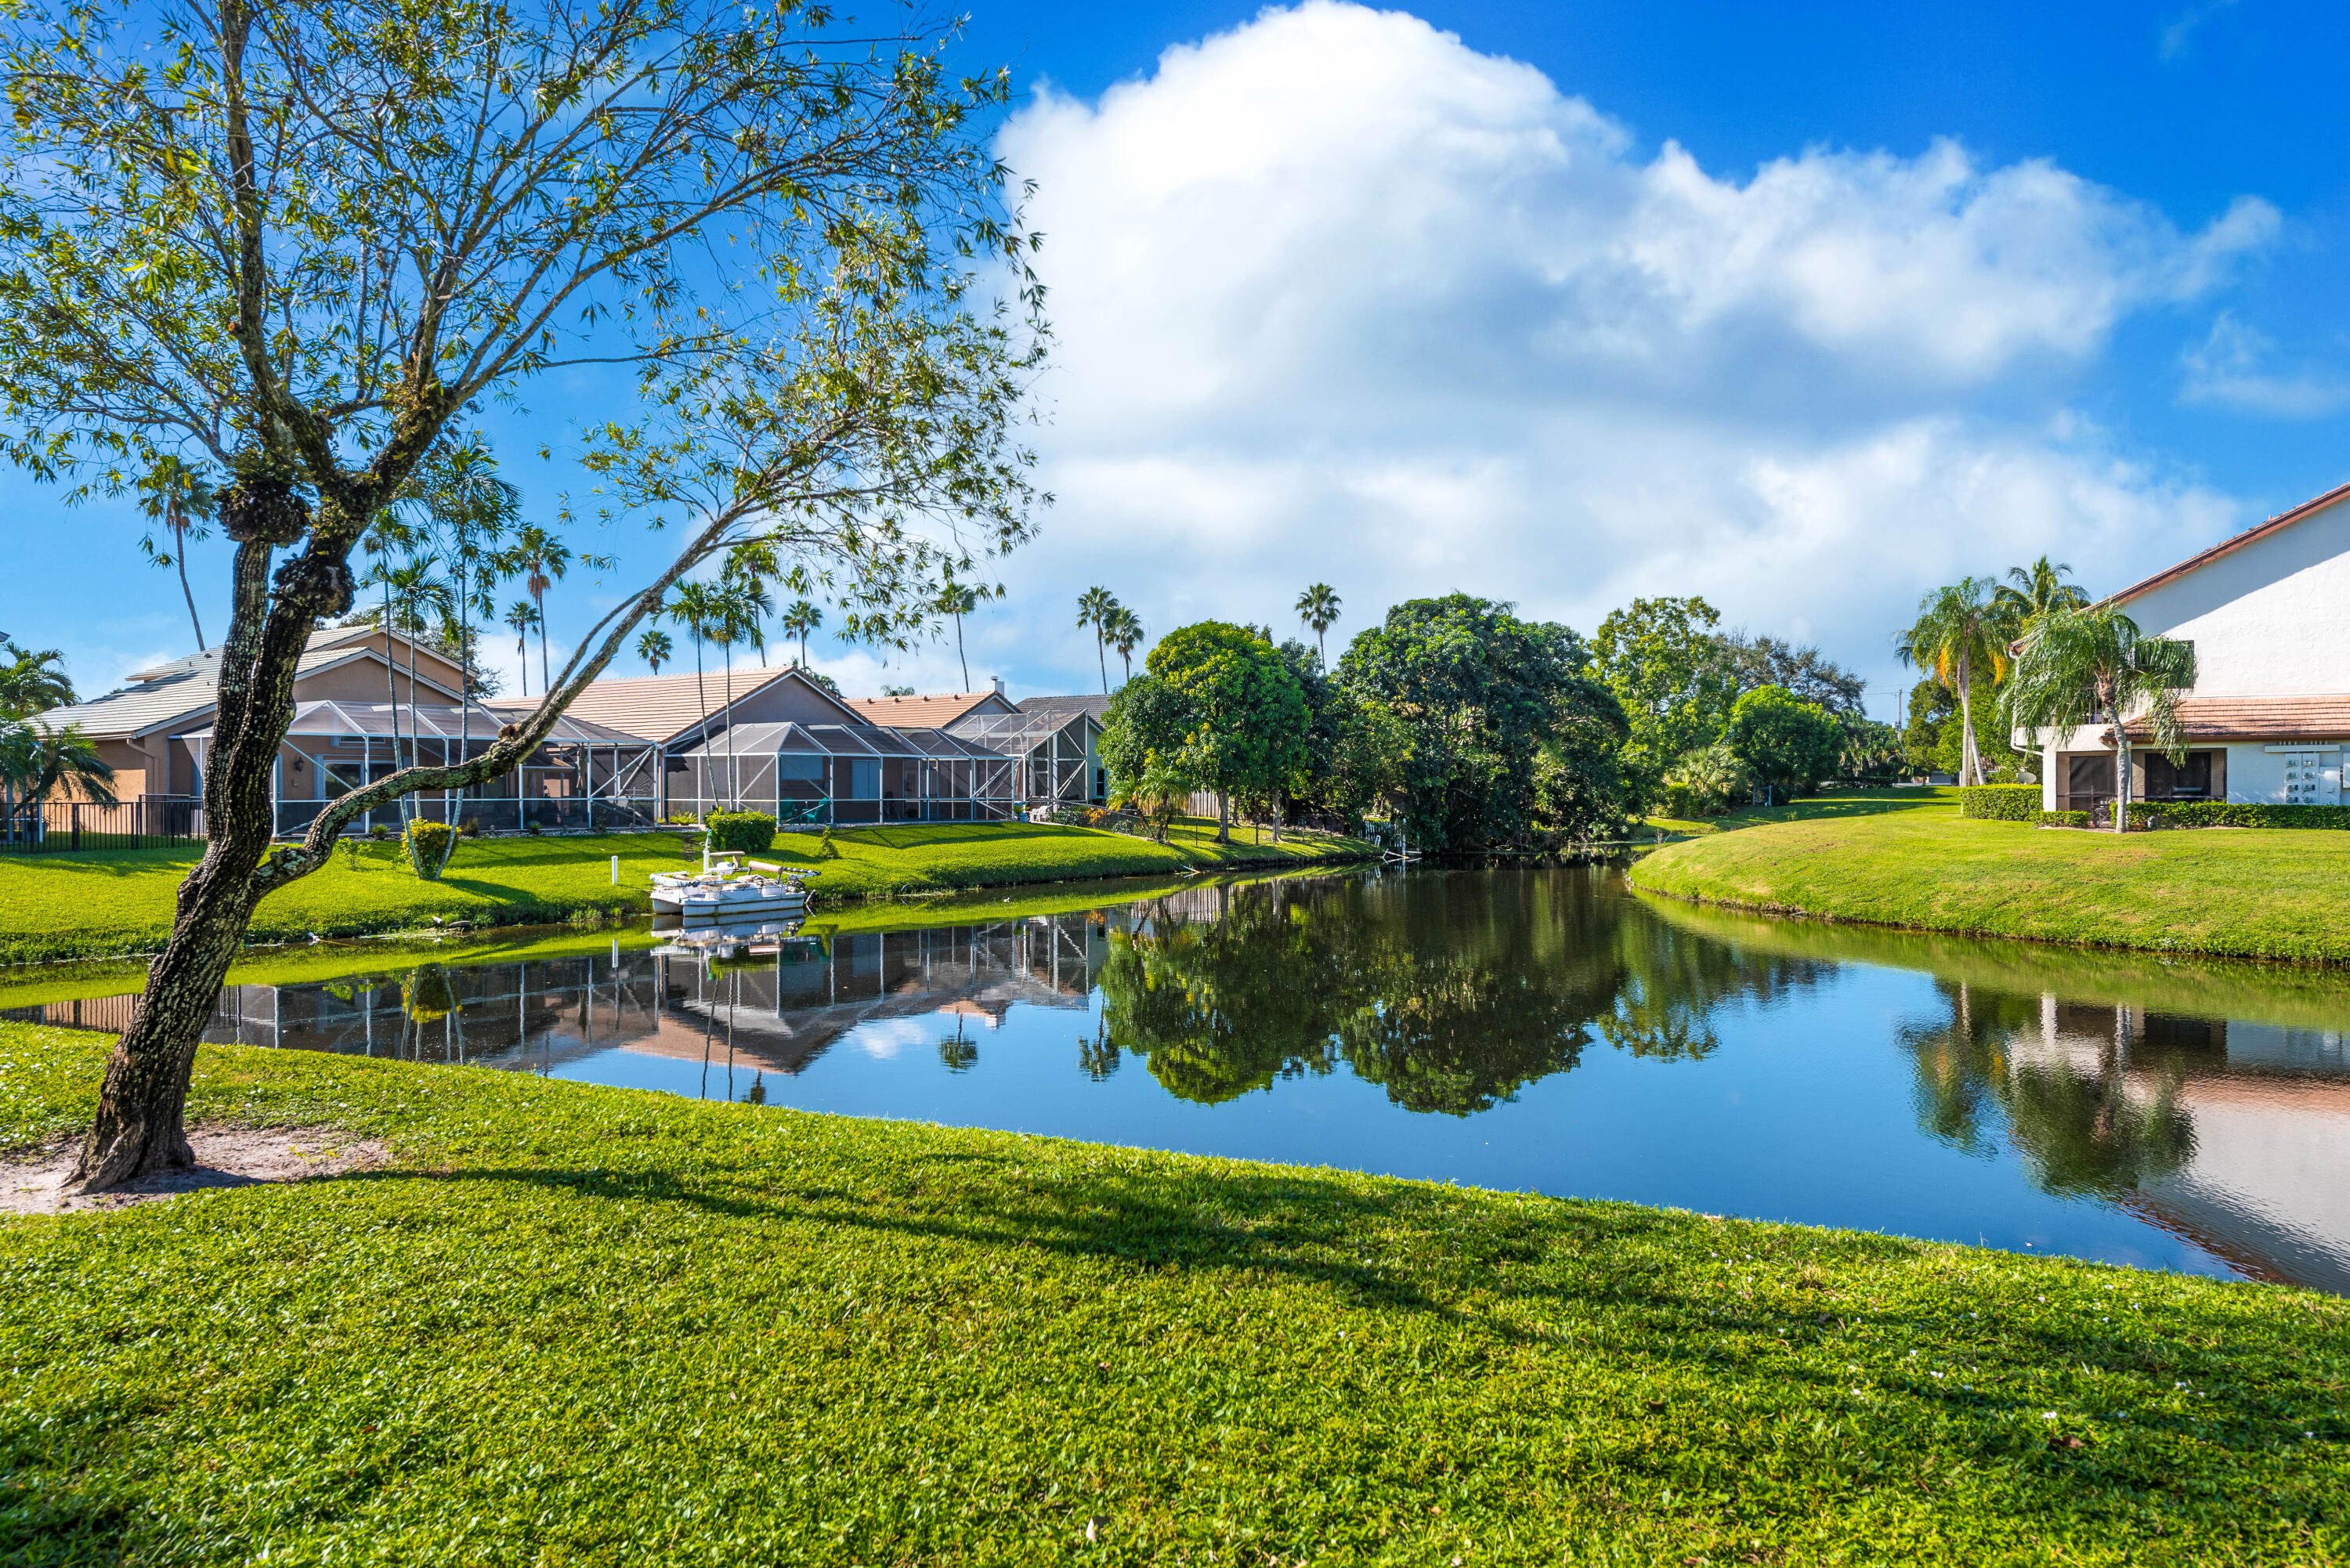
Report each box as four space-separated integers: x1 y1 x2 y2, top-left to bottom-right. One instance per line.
807 823 1098 853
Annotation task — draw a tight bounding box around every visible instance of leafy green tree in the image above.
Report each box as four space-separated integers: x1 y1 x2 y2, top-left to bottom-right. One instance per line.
1715 630 1867 718
1658 742 1748 819
1534 677 1633 844
1143 623 1311 844
2 0 1044 1191
1725 685 1843 804
1338 594 1623 850
1099 674 1202 840
2001 605 2196 833
1836 718 1905 784
1591 597 1739 805
1896 577 2007 786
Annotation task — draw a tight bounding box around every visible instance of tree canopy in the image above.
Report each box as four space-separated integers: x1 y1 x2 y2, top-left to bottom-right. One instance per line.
1337 594 1625 850
1725 685 1843 805
1590 596 1739 801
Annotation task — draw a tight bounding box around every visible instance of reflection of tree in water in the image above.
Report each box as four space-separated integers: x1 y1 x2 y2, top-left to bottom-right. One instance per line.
1900 981 2196 1198
1096 870 1817 1117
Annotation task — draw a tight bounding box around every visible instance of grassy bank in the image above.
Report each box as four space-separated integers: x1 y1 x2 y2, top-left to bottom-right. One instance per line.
1639 786 1958 838
4 1025 2345 1565
0 821 1370 965
1633 797 2350 962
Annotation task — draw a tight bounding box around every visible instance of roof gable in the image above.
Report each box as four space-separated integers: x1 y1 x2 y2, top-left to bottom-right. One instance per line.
559 665 862 743
2112 479 2350 609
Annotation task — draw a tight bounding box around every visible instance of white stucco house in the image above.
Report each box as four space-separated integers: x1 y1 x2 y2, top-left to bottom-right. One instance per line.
2032 478 2350 816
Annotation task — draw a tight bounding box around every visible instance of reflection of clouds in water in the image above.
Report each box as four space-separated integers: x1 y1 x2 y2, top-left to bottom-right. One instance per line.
848 1019 937 1060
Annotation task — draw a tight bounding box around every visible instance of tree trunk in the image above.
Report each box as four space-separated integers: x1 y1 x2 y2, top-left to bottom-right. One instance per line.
1954 650 1980 786
955 614 968 688
1097 636 1108 695
1217 792 1231 844
173 511 207 652
536 587 551 695
70 533 327 1188
2112 705 2131 834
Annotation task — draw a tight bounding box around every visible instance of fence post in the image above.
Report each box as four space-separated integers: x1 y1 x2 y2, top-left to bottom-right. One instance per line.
72 804 80 852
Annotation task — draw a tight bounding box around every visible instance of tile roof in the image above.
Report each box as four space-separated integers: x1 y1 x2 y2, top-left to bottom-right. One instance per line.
44 630 457 741
2119 695 2350 741
557 667 831 743
2110 478 2350 607
846 691 1009 729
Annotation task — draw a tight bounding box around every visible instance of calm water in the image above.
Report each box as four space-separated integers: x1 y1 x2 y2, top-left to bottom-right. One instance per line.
13 867 2350 1292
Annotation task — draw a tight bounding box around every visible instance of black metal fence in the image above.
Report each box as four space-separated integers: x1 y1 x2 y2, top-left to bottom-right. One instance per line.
0 797 205 854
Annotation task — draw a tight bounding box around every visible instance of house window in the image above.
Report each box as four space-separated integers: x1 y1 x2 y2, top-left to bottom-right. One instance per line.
847 759 881 800
778 753 824 797
2144 750 2213 800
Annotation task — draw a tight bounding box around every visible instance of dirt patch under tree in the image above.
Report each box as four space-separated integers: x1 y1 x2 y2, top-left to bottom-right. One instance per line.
0 1125 388 1215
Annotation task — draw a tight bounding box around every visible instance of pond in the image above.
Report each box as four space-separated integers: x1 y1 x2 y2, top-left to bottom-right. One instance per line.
9 867 2349 1292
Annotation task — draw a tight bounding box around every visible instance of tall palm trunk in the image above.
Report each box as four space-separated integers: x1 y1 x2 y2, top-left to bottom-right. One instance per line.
953 612 968 688
534 583 551 693
721 639 739 810
1095 633 1108 695
172 501 206 651
692 632 709 815
1954 648 1981 786
381 573 404 827
2104 678 2131 834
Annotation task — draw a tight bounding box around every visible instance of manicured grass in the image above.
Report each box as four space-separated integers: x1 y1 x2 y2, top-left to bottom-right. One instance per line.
1640 786 1959 838
1634 800 2350 961
2 1025 2344 1565
0 822 1369 965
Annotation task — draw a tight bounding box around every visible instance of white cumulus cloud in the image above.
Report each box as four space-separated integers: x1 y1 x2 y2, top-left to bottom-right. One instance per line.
985 1 2272 701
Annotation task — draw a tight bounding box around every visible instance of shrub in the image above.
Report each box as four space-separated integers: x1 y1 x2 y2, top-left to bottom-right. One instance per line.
458 817 483 838
815 827 838 859
2129 800 2350 831
1957 785 2040 822
704 810 777 853
2037 809 2089 828
403 819 457 880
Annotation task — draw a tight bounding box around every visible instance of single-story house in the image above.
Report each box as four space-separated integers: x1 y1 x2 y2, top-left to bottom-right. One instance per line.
2030 478 2350 815
848 685 1110 811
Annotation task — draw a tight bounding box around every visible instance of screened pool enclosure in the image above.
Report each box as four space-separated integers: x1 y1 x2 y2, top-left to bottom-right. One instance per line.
668 722 1021 824
183 700 660 836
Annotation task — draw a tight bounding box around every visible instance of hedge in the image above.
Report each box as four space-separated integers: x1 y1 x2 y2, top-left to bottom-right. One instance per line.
2129 800 2350 831
403 820 457 880
2037 809 2089 828
1956 784 2040 822
703 810 778 854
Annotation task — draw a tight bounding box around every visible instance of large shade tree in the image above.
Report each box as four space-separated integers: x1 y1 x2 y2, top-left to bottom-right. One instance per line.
0 0 1044 1189
1339 594 1625 851
2000 604 2196 833
1589 596 1739 805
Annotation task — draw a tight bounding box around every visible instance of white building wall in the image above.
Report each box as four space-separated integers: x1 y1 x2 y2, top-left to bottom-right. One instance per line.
2124 491 2350 694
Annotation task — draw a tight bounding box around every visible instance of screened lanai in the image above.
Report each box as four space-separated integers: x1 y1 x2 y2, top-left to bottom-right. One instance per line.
946 708 1103 808
181 700 660 836
671 722 1019 825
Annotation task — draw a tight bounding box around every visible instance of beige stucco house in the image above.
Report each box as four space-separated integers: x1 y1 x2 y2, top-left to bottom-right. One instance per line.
2033 478 2350 816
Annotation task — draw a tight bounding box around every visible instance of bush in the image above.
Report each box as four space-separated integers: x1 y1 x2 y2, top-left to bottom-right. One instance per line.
403 820 457 880
1957 785 2040 822
2037 809 2089 828
2129 800 2350 831
704 810 777 853
458 817 483 838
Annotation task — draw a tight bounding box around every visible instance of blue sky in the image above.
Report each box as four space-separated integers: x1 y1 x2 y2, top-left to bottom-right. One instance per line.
9 0 2349 720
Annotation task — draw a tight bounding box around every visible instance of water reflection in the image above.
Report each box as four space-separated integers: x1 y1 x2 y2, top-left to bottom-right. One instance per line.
9 868 2350 1292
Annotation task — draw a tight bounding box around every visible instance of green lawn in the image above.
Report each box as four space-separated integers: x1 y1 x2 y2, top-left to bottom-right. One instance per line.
0 822 1369 965
1633 796 2350 961
2 1025 2344 1565
1639 786 1959 838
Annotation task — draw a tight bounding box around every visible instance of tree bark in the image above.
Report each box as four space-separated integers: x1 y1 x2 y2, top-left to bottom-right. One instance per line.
70 533 309 1187
2111 704 2131 834
1954 649 1980 786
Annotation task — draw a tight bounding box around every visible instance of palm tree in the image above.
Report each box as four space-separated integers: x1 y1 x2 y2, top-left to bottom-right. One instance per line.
708 580 771 808
424 449 519 819
1076 586 1120 695
937 583 982 688
2001 605 2196 833
635 627 674 676
504 523 571 694
0 645 74 718
382 553 452 818
1994 556 2089 638
668 581 726 811
136 457 219 651
1895 577 2007 786
504 601 540 697
723 541 782 666
0 719 118 811
779 599 823 672
360 509 419 779
1104 605 1144 685
1295 583 1341 667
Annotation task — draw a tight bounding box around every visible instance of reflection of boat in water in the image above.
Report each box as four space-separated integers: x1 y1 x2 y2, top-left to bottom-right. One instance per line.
653 917 819 962
649 853 819 921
